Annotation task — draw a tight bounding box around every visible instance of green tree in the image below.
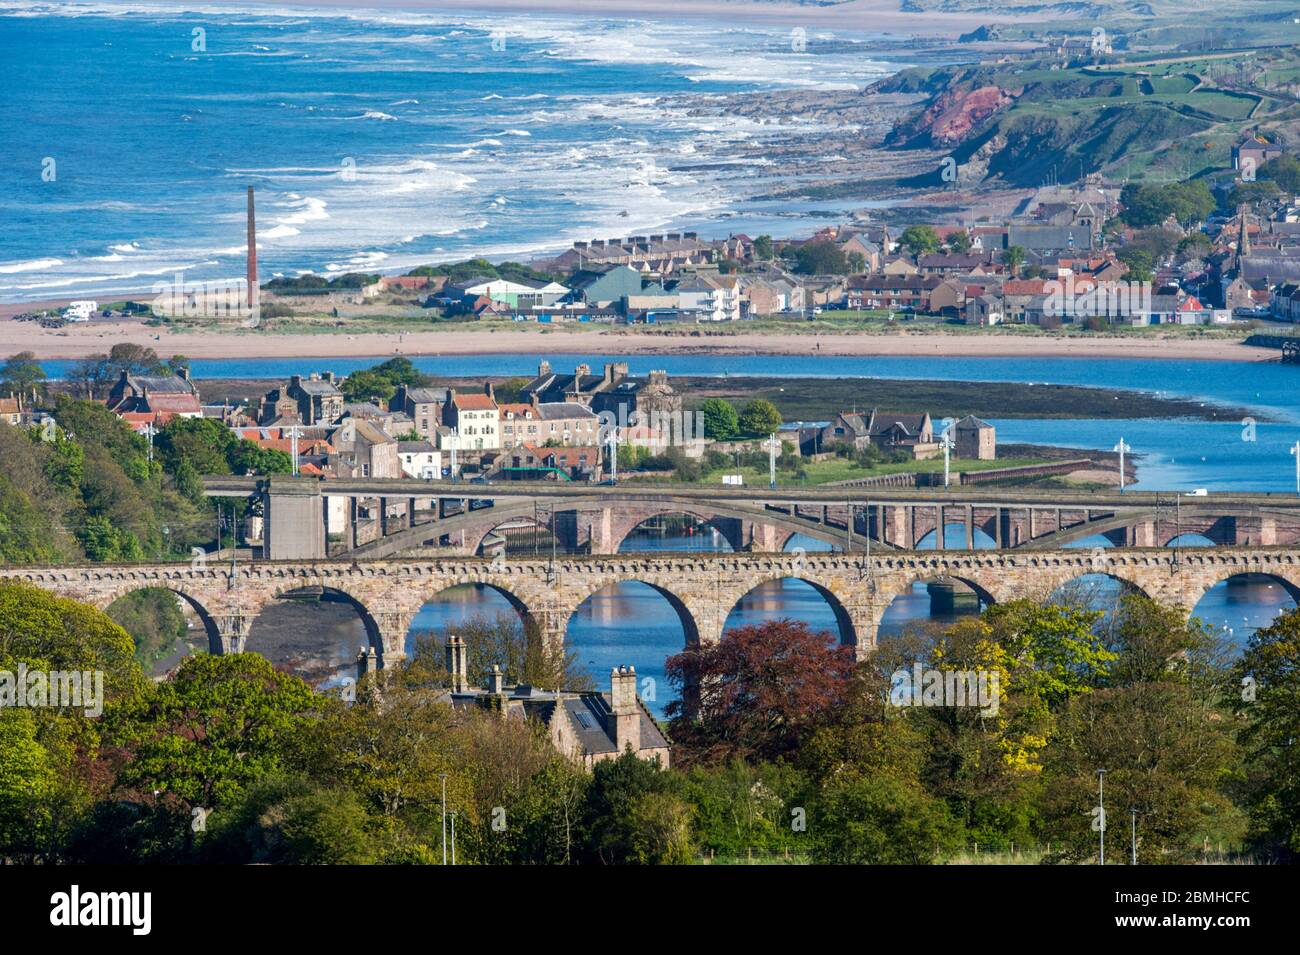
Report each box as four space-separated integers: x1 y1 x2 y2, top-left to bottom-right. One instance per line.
229 440 292 476
753 235 774 261
1235 606 1300 860
699 398 739 440
737 399 782 438
811 775 956 864
114 653 319 810
1001 245 1026 277
203 775 378 864
578 751 687 864
0 351 46 398
1259 154 1300 195
793 240 849 275
900 225 941 256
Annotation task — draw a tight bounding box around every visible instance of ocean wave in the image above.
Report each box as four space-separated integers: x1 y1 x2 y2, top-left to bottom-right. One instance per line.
0 256 63 274
351 110 398 121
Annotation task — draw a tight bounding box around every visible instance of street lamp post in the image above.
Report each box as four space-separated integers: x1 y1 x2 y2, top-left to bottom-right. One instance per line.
940 428 954 488
1113 438 1131 492
1098 769 1107 865
768 433 779 489
607 424 619 483
451 811 457 866
1291 441 1300 495
1131 808 1138 865
439 773 448 865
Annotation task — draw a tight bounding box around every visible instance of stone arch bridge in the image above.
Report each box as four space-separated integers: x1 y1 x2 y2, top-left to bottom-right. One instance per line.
5 546 1298 668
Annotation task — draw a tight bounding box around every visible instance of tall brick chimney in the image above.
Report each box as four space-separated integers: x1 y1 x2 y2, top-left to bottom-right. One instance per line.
446 634 468 693
608 665 641 754
246 186 259 312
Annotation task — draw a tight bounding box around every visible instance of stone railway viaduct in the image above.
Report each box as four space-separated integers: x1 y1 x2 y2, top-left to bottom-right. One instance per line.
5 546 1299 668
7 478 1300 672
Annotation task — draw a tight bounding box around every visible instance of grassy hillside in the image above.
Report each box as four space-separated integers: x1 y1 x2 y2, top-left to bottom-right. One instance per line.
879 46 1300 187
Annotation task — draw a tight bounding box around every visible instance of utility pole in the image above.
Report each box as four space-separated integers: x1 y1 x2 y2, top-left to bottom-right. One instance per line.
143 423 156 465
607 423 619 483
290 423 300 476
439 773 448 865
940 427 954 488
1098 769 1107 865
768 433 778 489
1131 808 1138 865
1113 437 1131 492
451 811 457 866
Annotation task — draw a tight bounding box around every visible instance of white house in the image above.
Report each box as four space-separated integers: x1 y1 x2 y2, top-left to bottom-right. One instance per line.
398 440 442 479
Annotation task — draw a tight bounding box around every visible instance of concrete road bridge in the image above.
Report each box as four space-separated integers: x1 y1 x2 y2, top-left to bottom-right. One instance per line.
6 546 1299 668
205 476 1300 561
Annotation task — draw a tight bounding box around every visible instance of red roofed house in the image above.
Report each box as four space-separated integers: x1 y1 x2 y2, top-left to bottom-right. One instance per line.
448 384 500 451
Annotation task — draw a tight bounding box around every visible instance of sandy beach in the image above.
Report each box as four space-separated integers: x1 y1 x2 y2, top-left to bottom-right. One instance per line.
1 318 1269 362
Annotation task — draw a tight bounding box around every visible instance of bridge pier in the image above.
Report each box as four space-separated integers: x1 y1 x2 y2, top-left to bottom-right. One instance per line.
1233 515 1276 547
215 612 251 655
262 477 326 560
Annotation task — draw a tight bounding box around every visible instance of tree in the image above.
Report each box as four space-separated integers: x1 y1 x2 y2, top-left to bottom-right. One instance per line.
0 352 46 398
1001 245 1026 277
1117 247 1156 283
753 235 774 261
665 620 856 764
202 775 378 864
228 441 292 476
341 369 398 404
699 398 739 441
792 240 849 275
1038 596 1239 863
1119 181 1215 228
1259 154 1300 195
900 225 941 256
114 653 319 810
158 416 236 477
811 774 955 864
577 751 689 864
105 343 165 378
1235 607 1300 860
737 399 782 438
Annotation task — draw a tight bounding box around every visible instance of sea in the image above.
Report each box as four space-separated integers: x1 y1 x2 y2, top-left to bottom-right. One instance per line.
0 0 913 302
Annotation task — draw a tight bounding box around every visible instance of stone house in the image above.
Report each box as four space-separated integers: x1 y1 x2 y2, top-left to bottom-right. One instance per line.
285 372 344 425
390 385 450 440
400 637 669 768
331 417 400 478
953 415 996 460
498 399 599 448
105 369 202 420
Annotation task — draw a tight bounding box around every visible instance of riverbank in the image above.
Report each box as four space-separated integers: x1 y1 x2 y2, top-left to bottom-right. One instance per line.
2 318 1270 362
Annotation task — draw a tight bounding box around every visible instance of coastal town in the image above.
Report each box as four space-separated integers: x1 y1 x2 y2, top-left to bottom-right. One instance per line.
14 140 1300 356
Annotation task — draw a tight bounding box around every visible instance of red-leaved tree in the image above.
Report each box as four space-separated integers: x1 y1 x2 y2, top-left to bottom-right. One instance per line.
664 619 856 765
